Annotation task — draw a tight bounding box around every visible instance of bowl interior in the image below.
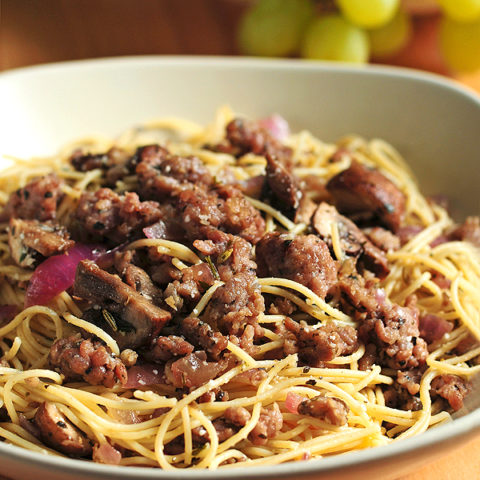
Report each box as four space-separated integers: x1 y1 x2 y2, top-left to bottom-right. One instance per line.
0 57 479 480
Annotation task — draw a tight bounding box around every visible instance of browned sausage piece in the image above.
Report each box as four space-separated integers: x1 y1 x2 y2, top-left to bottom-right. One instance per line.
326 160 406 232
34 402 92 457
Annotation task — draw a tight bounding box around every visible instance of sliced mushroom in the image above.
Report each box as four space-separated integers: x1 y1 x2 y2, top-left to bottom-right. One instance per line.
34 402 92 457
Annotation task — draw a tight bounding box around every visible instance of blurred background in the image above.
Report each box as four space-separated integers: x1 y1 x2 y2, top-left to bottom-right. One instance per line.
1 0 480 93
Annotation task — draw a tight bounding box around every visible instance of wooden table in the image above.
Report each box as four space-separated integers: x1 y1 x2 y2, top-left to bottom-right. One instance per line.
1 1 479 478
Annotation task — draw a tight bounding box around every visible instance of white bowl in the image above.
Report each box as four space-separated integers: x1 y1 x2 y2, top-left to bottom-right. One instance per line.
0 56 479 480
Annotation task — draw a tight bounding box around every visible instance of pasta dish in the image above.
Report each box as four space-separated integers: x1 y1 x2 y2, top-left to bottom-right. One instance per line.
0 107 479 469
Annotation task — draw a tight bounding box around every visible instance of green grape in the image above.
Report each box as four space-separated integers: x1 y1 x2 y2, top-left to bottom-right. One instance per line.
440 16 480 72
369 9 412 58
300 15 369 63
439 0 480 23
237 0 315 57
337 0 400 28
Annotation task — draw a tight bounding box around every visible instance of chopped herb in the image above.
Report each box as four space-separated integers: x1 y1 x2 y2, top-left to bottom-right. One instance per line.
384 203 395 213
205 255 220 280
19 249 29 264
102 309 118 332
218 248 233 264
198 280 211 291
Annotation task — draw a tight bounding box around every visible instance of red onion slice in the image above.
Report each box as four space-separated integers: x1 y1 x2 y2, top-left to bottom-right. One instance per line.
258 114 290 141
25 243 104 308
124 364 165 389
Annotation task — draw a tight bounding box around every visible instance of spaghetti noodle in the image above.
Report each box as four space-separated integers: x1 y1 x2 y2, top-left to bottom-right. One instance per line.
0 106 479 469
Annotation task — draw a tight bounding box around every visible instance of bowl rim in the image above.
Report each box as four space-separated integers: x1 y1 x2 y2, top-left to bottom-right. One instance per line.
0 55 479 478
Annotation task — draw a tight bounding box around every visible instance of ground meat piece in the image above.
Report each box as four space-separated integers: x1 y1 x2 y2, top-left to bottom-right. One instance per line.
194 230 256 282
364 226 401 252
397 368 424 396
326 160 406 232
268 297 296 316
431 374 471 411
177 186 226 240
256 233 338 300
71 147 132 186
312 202 389 278
1 174 63 221
249 403 283 446
285 317 358 366
193 405 251 445
215 185 265 244
49 334 127 388
145 335 194 362
298 395 349 426
202 271 264 337
232 368 268 386
167 263 215 304
181 317 228 360
114 251 163 305
448 216 480 247
75 188 163 244
337 267 428 370
355 301 428 370
8 218 74 268
74 260 171 349
222 118 293 165
335 259 380 314
225 406 251 427
374 304 428 370
34 402 93 457
136 144 212 200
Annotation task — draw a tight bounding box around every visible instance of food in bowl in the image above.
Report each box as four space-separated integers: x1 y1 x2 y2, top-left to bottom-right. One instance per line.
0 106 479 469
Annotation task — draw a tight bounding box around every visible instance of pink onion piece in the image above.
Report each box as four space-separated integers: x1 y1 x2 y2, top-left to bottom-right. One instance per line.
143 221 167 240
285 391 307 414
124 364 165 389
24 243 105 308
419 314 453 344
258 114 290 141
0 305 19 323
93 443 122 465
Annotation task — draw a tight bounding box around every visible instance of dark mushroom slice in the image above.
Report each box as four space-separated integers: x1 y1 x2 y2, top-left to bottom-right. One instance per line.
326 160 406 232
312 202 389 278
74 260 171 349
34 402 92 457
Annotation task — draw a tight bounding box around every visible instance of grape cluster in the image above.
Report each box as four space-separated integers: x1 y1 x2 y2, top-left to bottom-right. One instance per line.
238 0 480 73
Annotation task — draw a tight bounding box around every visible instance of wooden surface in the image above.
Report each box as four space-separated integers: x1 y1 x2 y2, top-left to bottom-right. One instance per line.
1 1 480 479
